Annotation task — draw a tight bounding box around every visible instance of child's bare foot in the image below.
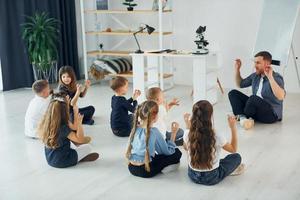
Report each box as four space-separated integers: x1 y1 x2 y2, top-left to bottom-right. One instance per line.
230 163 245 176
79 153 99 162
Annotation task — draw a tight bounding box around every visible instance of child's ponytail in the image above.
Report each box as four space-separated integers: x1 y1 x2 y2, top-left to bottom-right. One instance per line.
125 105 141 161
144 111 152 172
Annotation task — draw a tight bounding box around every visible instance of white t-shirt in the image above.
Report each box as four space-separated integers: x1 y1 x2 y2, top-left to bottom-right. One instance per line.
24 95 50 138
183 129 227 172
153 104 168 138
256 76 264 98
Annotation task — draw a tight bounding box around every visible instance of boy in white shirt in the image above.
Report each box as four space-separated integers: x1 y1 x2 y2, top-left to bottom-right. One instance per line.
146 87 184 145
25 80 51 138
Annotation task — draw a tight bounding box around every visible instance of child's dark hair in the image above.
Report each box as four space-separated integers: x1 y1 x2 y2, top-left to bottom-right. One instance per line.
125 100 159 172
58 66 77 92
38 93 70 149
189 100 216 169
110 76 128 91
32 80 49 94
146 87 162 101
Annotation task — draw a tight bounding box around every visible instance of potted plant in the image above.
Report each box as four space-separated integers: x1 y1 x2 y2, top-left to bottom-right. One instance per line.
123 0 137 11
21 12 60 83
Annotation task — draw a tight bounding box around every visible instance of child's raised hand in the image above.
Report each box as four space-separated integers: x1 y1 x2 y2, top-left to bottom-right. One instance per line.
227 115 237 129
133 89 141 100
183 113 191 129
76 84 82 92
85 80 91 88
171 122 179 142
168 98 180 108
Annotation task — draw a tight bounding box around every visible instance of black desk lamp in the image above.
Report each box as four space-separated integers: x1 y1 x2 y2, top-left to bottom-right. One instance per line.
133 24 155 53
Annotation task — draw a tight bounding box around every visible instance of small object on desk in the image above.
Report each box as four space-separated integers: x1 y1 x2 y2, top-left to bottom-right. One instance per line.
106 28 112 32
133 24 155 53
148 49 176 54
193 25 209 55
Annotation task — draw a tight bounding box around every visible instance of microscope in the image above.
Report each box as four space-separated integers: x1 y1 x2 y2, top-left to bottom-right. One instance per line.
193 26 209 55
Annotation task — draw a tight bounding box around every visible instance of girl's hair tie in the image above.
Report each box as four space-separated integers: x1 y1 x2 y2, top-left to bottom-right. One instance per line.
52 96 65 103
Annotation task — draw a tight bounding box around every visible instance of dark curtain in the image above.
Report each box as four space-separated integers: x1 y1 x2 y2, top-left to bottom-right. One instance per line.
0 0 80 91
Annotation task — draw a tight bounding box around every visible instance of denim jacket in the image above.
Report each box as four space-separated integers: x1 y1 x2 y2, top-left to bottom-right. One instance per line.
129 127 176 163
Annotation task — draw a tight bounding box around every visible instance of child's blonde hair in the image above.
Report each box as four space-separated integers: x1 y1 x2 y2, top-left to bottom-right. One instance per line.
146 87 162 101
38 93 69 149
125 100 159 172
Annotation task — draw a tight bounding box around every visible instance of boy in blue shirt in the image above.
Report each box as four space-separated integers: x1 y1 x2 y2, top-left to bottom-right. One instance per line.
110 76 141 137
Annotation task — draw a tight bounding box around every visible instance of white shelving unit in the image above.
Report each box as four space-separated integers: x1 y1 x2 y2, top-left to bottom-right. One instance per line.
79 0 174 89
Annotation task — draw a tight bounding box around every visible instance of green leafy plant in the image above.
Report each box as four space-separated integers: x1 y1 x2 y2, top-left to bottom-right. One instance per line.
21 12 60 71
123 0 137 11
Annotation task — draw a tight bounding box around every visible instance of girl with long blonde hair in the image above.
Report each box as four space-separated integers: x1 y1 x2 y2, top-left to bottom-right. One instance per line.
183 100 245 185
38 93 99 168
125 100 182 178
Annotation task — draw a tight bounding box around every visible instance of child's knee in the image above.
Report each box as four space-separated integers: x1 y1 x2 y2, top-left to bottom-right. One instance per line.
228 89 239 99
90 106 95 113
174 148 182 160
232 153 242 165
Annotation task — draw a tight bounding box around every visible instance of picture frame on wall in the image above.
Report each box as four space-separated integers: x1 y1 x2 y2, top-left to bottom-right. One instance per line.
152 0 171 11
96 0 108 10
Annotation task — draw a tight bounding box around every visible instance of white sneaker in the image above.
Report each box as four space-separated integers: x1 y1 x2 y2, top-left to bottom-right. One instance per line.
161 163 180 173
230 163 245 176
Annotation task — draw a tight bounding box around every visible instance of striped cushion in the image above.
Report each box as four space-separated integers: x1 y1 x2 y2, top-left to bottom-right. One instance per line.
93 57 132 74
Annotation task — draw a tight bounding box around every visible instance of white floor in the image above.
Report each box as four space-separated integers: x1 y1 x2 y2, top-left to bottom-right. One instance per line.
0 82 300 200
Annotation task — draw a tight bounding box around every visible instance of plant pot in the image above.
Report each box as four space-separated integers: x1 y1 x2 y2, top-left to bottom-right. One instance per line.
32 61 58 83
127 7 134 11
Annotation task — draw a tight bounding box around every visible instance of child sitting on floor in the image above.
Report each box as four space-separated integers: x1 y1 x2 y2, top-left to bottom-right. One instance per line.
126 100 182 178
183 100 245 185
38 93 98 168
58 66 95 125
110 76 140 137
25 80 51 138
146 87 184 145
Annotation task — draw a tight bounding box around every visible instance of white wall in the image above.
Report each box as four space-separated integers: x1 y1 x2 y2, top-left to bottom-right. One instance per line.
76 0 300 93
171 0 263 89
285 12 300 93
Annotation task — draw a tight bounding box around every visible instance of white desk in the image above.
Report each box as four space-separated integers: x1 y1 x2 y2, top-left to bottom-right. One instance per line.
131 52 219 104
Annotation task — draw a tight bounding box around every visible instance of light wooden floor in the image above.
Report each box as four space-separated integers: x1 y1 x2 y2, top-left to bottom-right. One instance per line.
0 82 300 200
